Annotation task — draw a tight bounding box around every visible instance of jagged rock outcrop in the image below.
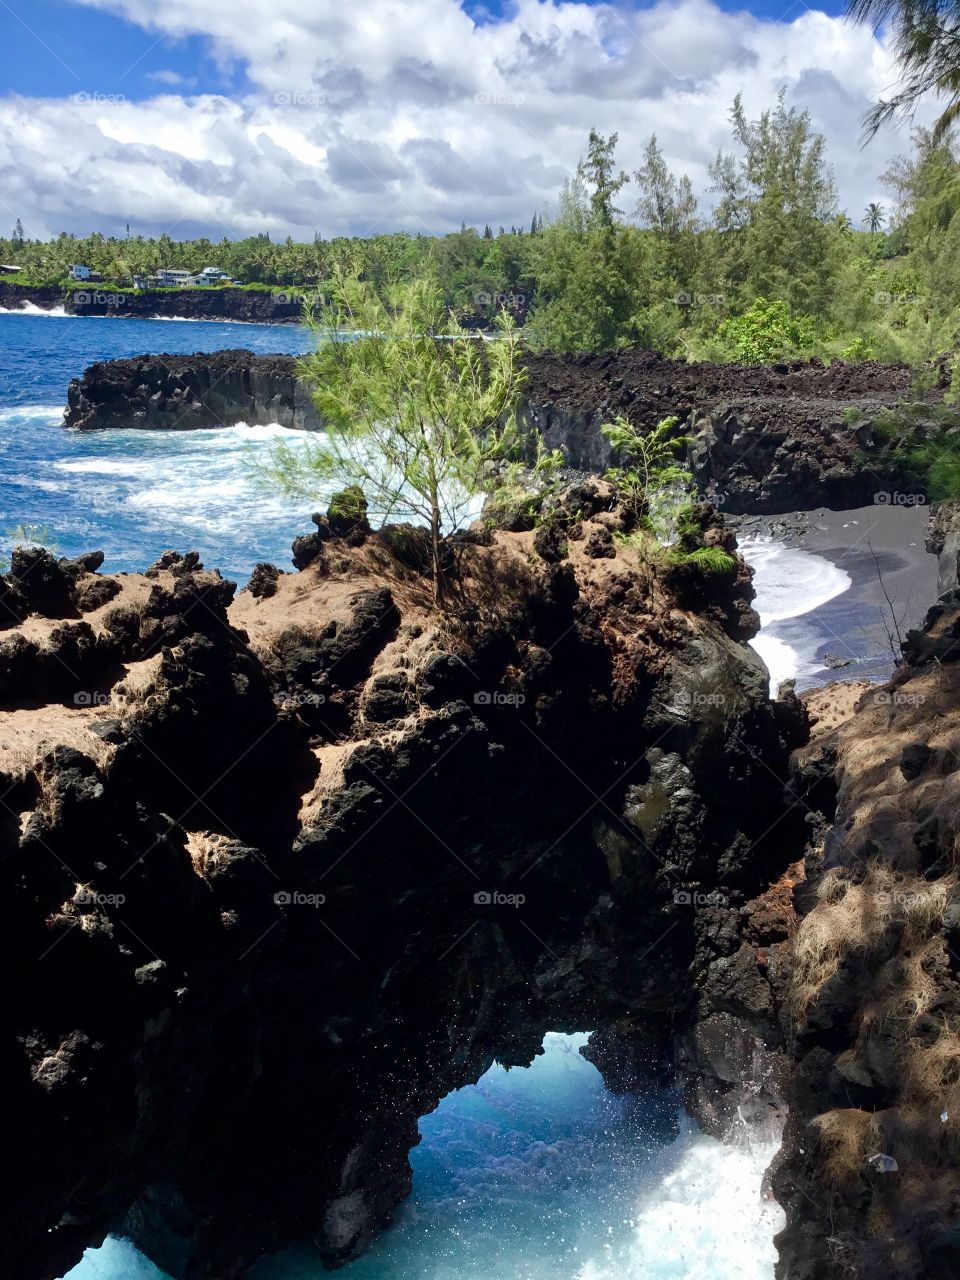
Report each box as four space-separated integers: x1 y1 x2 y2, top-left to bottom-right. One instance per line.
64 350 319 432
0 487 807 1280
64 348 945 512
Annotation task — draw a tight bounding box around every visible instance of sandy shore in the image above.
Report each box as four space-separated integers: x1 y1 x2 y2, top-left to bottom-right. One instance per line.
733 503 937 688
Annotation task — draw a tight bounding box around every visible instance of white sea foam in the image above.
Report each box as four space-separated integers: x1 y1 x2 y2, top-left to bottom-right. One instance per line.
0 403 63 422
54 458 145 476
740 537 852 692
741 538 851 625
65 1037 782 1280
0 303 69 316
584 1129 783 1280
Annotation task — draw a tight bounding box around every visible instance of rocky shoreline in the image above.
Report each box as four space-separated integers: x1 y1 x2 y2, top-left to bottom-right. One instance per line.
1 481 958 1280
0 281 506 328
1 482 815 1279
0 281 308 324
63 348 946 513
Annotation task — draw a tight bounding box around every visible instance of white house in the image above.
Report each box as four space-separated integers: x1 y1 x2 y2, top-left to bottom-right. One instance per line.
69 264 92 280
155 268 196 287
197 266 231 284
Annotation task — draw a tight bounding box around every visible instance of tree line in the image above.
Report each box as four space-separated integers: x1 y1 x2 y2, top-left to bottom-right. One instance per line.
2 96 959 366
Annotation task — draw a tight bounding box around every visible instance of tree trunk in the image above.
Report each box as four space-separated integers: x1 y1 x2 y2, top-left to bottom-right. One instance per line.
431 504 445 608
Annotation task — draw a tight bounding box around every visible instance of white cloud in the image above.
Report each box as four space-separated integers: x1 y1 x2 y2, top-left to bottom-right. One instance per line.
0 0 936 240
146 69 196 87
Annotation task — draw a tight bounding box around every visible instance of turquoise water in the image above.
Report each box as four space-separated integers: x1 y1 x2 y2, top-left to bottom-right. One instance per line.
0 311 315 583
67 1033 783 1280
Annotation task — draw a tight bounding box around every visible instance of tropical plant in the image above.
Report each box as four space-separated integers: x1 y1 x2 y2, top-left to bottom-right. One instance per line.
865 201 886 231
601 414 690 537
0 523 58 572
715 297 817 364
255 270 533 605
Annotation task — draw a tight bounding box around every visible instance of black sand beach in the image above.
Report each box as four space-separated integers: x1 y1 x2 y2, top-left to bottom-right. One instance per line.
735 503 938 688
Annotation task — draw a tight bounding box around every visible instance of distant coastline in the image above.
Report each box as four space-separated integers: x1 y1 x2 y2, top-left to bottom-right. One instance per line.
0 281 504 329
0 280 308 324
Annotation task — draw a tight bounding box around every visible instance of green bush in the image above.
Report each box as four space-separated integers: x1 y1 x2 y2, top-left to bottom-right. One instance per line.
715 298 818 364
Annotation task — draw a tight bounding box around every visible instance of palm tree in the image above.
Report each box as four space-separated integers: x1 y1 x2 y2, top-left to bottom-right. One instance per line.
849 0 960 140
864 201 885 231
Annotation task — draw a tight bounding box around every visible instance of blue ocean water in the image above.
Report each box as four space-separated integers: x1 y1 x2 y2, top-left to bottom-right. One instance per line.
0 311 316 583
67 1033 784 1280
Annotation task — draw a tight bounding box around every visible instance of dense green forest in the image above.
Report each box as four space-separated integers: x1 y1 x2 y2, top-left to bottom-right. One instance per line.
3 95 959 366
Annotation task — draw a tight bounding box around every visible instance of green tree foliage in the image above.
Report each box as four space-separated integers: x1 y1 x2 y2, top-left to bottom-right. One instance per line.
708 92 838 316
714 297 817 363
255 272 535 605
850 0 960 141
529 131 639 352
601 414 688 516
601 414 735 570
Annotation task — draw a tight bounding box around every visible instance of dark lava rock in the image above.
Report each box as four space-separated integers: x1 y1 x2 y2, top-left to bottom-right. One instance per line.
247 563 281 599
533 521 569 563
75 575 122 613
8 547 75 617
583 526 616 559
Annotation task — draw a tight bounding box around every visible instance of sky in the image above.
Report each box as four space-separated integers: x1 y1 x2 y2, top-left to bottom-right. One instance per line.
0 0 932 242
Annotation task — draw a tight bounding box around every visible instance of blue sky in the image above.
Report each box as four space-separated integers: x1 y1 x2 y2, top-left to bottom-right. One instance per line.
3 0 248 100
4 0 849 101
0 0 910 239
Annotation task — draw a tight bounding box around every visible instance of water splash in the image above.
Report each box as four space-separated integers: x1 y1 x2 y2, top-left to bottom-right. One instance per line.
67 1035 783 1280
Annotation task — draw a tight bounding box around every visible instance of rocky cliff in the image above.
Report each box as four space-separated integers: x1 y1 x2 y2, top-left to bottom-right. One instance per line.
769 504 960 1280
65 350 318 432
0 483 808 1280
0 281 308 323
64 348 945 512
